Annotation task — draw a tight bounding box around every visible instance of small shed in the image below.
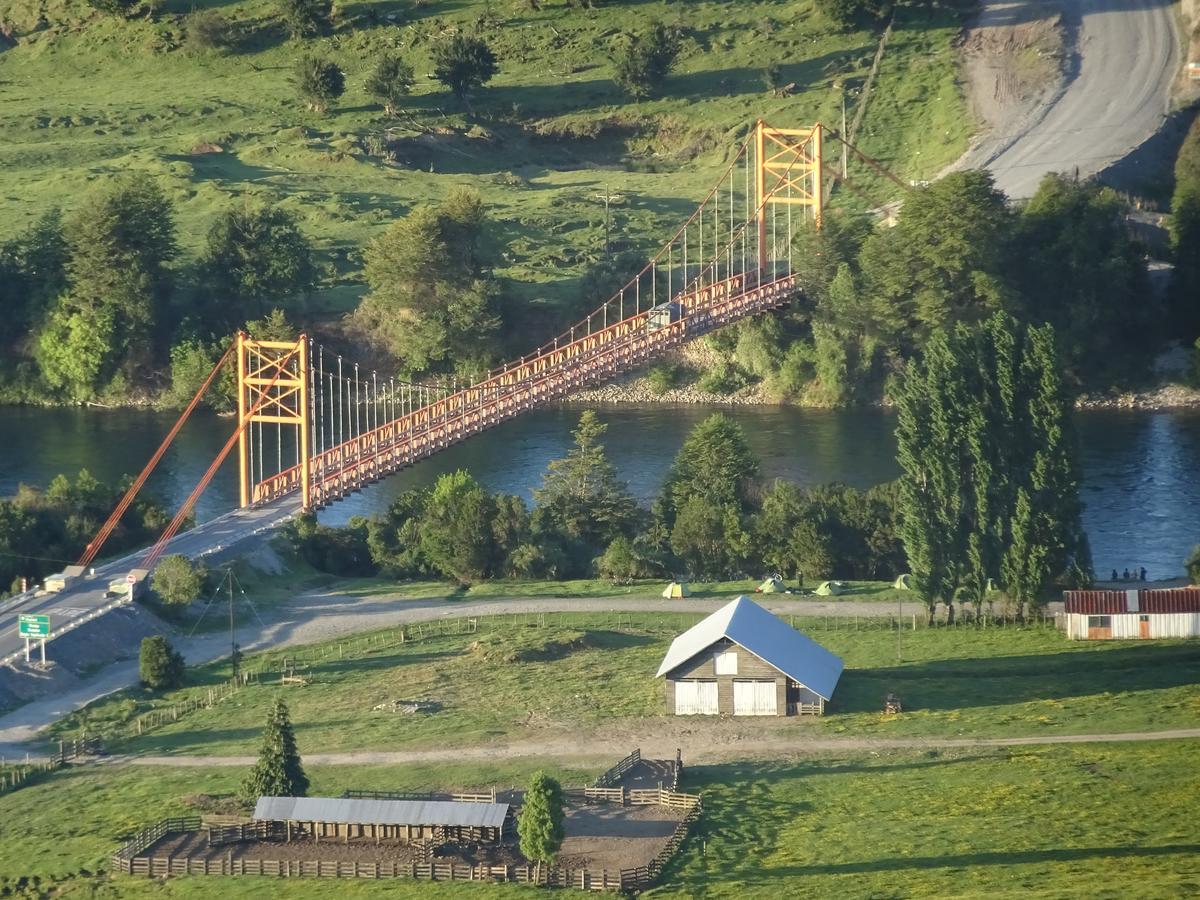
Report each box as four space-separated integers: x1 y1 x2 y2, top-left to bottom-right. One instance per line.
656 596 843 716
252 796 510 844
1061 589 1200 640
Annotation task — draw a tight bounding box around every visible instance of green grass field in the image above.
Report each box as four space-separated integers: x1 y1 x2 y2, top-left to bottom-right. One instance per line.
657 742 1200 898
0 0 970 319
3 744 1197 897
49 613 1200 755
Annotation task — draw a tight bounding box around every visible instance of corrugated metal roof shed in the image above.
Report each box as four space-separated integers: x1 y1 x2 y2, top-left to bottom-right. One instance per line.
1064 588 1200 614
655 596 844 700
253 797 509 829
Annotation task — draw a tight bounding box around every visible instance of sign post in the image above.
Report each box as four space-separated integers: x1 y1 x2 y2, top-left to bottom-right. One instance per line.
18 615 50 667
127 572 137 604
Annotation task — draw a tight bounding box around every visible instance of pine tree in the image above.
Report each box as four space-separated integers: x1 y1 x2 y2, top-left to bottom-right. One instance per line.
659 414 759 524
241 698 309 802
519 771 565 876
533 411 637 556
139 636 185 690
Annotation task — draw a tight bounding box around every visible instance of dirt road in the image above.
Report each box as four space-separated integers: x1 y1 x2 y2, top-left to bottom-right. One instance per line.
121 724 1200 770
958 0 1178 198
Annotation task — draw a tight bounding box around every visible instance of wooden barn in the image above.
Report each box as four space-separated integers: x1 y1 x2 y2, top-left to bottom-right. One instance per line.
1061 588 1200 640
656 596 843 716
252 796 510 844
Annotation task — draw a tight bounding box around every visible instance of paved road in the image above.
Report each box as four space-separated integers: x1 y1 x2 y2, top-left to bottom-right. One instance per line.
963 0 1178 199
0 496 301 665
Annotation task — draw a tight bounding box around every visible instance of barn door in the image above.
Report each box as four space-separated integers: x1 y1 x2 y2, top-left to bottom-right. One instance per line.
675 681 718 715
733 680 778 715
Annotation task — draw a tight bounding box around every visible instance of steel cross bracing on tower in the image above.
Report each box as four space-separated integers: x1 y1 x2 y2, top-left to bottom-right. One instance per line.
241 121 824 513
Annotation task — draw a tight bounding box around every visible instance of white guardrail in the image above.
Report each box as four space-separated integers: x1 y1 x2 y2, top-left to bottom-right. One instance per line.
0 595 134 668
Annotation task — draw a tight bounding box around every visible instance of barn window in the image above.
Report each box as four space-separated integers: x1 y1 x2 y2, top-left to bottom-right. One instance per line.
1087 616 1112 628
713 650 738 675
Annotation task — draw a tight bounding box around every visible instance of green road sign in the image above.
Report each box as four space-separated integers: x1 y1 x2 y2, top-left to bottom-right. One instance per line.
18 614 50 638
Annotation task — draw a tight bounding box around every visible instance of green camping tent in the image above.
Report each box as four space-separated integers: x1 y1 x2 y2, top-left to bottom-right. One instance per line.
893 574 912 590
757 577 786 593
815 580 844 596
662 582 692 599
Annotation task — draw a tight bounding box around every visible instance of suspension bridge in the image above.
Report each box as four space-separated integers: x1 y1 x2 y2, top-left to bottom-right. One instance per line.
1 121 902 665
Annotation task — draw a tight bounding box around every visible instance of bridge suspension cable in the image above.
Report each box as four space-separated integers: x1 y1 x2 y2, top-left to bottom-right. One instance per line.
76 343 235 570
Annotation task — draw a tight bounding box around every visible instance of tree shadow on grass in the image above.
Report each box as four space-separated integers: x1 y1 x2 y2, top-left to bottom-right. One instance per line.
835 643 1200 714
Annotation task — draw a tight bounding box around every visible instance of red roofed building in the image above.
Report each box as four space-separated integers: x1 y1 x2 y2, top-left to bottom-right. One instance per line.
1060 588 1200 640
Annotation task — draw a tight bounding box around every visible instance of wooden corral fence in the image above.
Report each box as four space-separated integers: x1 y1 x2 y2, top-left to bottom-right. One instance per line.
0 737 102 796
111 816 202 871
618 803 702 891
343 787 498 804
593 748 640 788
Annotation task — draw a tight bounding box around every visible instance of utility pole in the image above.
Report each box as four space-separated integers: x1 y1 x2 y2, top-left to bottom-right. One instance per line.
227 569 240 683
603 184 612 259
841 95 848 180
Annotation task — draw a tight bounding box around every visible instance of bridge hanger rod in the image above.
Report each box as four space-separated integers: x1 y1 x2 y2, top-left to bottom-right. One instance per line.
77 343 235 570
825 132 911 191
143 343 302 571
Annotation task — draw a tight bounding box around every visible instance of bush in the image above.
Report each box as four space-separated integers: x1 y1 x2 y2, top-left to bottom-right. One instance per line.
646 362 681 395
295 55 344 114
1187 545 1200 585
697 361 748 395
815 0 885 30
366 55 416 116
613 21 681 100
86 0 138 16
186 9 233 52
278 0 331 39
431 34 498 101
139 636 184 690
152 555 205 607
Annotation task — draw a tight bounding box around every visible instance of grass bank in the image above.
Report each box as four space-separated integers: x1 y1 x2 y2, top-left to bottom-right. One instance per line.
658 742 1200 898
49 613 1200 754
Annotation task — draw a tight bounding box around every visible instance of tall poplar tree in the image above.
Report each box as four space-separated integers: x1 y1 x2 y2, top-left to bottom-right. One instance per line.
519 771 565 878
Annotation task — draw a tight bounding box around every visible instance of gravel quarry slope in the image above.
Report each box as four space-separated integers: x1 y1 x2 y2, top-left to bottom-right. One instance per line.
958 0 1179 198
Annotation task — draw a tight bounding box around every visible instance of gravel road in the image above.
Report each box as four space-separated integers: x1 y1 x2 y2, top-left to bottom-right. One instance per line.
959 0 1178 198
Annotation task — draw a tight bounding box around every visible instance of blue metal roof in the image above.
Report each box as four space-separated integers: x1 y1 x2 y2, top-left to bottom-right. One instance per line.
655 596 844 700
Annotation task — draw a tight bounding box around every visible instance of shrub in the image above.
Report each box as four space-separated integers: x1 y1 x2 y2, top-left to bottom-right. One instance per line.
1187 545 1200 585
815 0 885 30
697 361 748 395
431 34 498 101
278 0 331 39
186 9 233 52
295 55 345 114
152 555 205 606
646 362 681 395
86 0 138 16
139 636 184 690
613 21 681 100
365 55 415 115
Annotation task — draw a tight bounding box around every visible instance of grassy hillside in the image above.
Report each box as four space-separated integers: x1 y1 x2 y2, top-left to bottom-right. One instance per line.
0 0 970 326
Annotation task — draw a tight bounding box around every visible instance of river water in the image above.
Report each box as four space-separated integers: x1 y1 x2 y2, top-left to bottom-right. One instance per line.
2 405 1198 578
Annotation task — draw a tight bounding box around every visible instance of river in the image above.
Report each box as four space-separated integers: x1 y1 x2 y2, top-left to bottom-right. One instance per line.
2 405 1198 578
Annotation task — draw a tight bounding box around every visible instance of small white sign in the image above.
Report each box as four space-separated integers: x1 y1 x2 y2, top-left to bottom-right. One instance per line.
126 573 137 584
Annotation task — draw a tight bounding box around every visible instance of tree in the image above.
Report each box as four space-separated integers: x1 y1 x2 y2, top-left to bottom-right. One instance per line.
197 206 316 329
659 414 759 523
356 188 501 376
278 0 331 39
36 178 176 399
431 34 498 102
0 209 68 346
896 313 1086 623
152 555 205 607
518 771 565 875
858 171 1012 347
419 470 497 583
613 21 680 100
295 55 344 114
1169 116 1200 341
815 0 884 29
241 698 309 801
366 55 415 115
533 411 637 561
1186 545 1200 585
139 636 185 690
